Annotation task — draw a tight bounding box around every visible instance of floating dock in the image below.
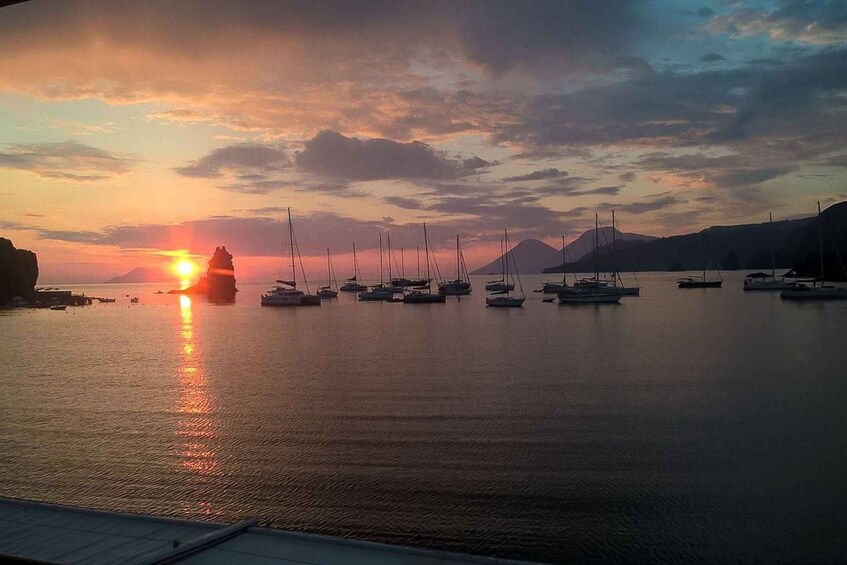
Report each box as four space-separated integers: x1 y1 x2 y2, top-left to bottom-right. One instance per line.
0 497 532 564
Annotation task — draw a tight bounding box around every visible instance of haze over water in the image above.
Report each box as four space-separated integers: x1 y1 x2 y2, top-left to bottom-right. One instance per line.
1 273 845 563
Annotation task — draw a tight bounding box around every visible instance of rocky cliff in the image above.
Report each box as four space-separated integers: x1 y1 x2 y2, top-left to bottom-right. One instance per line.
170 246 237 301
0 238 38 304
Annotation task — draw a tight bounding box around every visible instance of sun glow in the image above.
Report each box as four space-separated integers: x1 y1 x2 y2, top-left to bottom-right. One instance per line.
174 260 197 278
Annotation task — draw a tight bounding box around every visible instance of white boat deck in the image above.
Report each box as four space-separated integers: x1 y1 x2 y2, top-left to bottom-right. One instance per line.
0 497 533 564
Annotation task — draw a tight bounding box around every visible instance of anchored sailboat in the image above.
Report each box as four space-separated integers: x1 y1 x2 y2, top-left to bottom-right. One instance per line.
781 202 847 300
404 223 446 303
743 213 795 291
677 231 723 288
340 242 367 292
486 230 525 307
540 235 569 293
261 208 321 306
317 248 339 298
558 214 621 304
359 234 396 301
485 240 516 292
439 235 472 295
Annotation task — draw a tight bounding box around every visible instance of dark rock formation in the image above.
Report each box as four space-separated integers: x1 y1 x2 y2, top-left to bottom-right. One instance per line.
169 246 237 302
0 238 38 304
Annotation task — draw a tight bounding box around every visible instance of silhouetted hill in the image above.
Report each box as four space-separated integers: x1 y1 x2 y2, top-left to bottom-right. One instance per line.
472 228 655 275
544 202 847 280
471 239 560 274
104 267 168 283
0 238 38 303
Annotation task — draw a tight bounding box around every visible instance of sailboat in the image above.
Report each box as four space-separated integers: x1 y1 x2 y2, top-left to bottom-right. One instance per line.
438 235 472 295
781 202 847 300
340 242 367 292
486 230 525 307
382 234 405 293
743 213 796 291
540 235 569 293
317 248 339 298
261 208 321 306
358 234 396 301
485 240 516 292
404 224 446 303
677 232 723 288
558 214 621 304
393 246 432 287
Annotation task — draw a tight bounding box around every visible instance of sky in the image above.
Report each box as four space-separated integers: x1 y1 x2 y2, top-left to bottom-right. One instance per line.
1 0 846 283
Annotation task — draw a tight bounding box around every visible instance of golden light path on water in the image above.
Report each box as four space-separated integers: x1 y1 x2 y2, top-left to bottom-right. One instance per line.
175 294 219 516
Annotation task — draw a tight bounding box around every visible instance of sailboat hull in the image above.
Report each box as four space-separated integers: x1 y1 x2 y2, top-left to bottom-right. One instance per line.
780 285 847 300
678 280 722 288
486 297 525 307
403 292 446 304
557 290 621 303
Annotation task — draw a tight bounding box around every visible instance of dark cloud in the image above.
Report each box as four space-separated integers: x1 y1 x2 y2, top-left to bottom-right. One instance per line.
598 195 680 215
0 141 132 182
502 168 568 182
699 52 725 62
294 130 492 181
618 172 637 182
175 144 289 178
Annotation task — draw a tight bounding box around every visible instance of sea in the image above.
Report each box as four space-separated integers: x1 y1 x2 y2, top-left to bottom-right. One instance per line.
1 272 845 563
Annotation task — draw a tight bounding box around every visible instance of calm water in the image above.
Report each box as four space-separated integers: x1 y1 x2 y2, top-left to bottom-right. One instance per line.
1 273 845 563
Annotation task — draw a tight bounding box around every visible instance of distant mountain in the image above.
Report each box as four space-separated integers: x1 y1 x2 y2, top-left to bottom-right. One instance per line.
471 228 656 275
104 267 167 283
543 201 847 280
565 227 656 263
471 239 561 275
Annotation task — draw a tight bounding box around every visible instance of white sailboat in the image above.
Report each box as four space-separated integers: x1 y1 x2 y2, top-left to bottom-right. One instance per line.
781 202 847 300
261 208 321 306
743 213 796 291
439 235 472 295
340 242 367 292
486 230 525 307
317 248 339 298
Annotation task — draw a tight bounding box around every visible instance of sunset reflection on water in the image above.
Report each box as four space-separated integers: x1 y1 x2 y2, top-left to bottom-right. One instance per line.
175 295 219 480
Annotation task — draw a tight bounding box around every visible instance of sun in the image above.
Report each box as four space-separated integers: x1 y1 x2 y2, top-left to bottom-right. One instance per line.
174 260 197 278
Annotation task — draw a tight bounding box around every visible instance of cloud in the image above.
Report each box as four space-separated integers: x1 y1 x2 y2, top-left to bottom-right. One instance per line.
294 130 493 181
175 144 289 178
502 168 568 182
0 141 133 182
709 1 847 45
699 52 725 62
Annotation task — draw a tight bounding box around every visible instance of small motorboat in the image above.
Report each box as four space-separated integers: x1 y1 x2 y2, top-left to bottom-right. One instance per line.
542 297 555 303
49 304 67 311
130 297 139 303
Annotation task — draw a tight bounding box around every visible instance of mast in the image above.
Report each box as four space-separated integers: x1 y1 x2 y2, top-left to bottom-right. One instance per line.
379 233 384 285
288 207 296 287
561 235 566 283
416 246 420 279
612 210 618 287
456 234 460 281
818 201 824 282
352 241 359 281
500 239 505 282
401 248 405 279
387 233 392 282
594 213 599 283
326 248 331 285
769 213 775 280
423 224 431 285
503 231 510 293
